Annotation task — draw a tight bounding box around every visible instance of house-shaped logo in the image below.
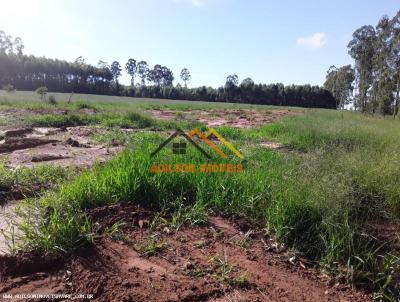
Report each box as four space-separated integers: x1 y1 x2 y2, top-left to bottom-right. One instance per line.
150 128 243 160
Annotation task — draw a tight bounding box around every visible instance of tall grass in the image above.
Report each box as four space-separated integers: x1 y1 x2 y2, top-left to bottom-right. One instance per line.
18 109 400 300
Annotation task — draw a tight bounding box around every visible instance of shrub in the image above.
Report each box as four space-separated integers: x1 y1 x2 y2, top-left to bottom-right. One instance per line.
74 101 96 110
47 95 57 105
35 86 48 102
2 84 15 92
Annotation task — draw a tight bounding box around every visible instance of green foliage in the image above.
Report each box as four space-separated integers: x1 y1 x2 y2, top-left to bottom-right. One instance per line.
347 12 400 116
11 105 400 300
29 114 100 127
324 65 355 109
35 86 48 101
101 112 155 129
47 95 57 105
28 111 155 129
0 29 335 108
73 101 96 110
139 237 168 257
0 158 75 197
2 84 15 92
104 221 128 242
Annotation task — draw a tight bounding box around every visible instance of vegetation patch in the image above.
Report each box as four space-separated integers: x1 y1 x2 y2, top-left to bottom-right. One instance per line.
13 109 400 300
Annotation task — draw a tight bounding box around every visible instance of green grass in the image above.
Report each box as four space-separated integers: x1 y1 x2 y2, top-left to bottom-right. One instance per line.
1 91 399 299
0 90 295 111
0 157 76 199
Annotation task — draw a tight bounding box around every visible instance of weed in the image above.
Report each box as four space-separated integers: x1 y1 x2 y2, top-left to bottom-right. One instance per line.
104 221 128 242
139 237 168 257
169 201 208 231
47 95 57 105
74 101 96 110
0 158 76 200
209 252 249 286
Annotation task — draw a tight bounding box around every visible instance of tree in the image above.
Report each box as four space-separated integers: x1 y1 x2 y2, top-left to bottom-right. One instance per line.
225 74 239 88
370 16 393 114
74 56 85 65
240 77 254 89
348 25 377 113
376 71 394 115
388 11 400 117
97 60 109 69
224 74 239 101
0 30 12 54
324 65 355 109
110 61 122 87
180 68 191 87
125 58 137 86
13 37 24 55
161 66 174 86
147 64 163 86
137 61 149 86
0 29 337 109
36 86 48 102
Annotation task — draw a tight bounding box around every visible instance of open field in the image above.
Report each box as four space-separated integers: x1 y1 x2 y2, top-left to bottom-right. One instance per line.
0 91 399 301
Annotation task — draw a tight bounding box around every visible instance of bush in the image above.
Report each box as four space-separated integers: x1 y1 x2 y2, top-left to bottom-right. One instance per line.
35 86 48 101
47 95 57 105
74 101 96 110
2 84 15 92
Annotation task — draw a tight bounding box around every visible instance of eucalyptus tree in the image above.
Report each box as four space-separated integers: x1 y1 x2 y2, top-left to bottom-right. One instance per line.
137 61 149 86
240 77 254 89
0 30 12 54
225 74 239 88
125 58 137 86
161 66 174 86
388 11 400 117
110 61 122 87
180 68 191 87
324 65 355 109
12 37 24 55
348 25 377 112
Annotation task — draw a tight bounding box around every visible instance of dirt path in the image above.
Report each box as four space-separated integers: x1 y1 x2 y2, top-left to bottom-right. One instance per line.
146 109 299 128
0 204 372 302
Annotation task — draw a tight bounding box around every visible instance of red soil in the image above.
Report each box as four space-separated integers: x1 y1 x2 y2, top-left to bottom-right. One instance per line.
0 204 372 302
147 109 299 128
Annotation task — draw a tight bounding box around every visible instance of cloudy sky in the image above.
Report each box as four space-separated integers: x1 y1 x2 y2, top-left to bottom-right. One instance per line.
0 0 398 87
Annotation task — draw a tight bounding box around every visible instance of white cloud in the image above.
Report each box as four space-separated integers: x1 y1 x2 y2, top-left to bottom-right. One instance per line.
297 32 327 49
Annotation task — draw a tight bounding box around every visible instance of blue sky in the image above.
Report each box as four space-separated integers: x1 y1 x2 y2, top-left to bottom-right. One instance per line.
1 0 399 87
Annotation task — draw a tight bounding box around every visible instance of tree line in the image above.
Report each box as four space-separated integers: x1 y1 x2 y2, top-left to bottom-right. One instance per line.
324 10 400 116
0 29 335 108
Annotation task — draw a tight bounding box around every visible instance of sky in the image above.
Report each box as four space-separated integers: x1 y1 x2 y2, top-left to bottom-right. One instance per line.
0 0 399 87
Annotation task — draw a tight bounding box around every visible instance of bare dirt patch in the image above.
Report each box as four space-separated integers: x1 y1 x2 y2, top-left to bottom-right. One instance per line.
0 204 372 301
259 142 284 150
0 125 121 255
368 219 400 250
147 109 298 128
0 126 120 169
